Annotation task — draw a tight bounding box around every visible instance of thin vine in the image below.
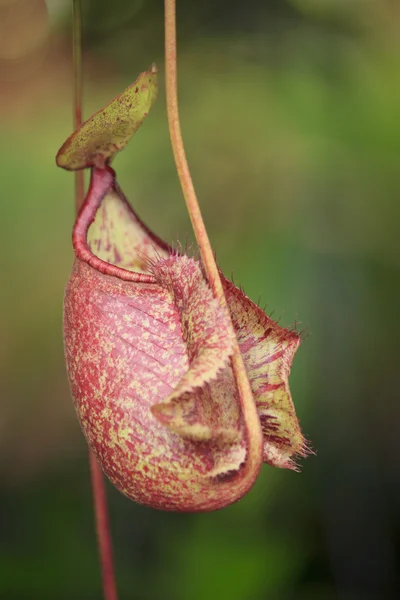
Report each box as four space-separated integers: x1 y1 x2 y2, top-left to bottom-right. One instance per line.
72 2 118 599
164 0 263 482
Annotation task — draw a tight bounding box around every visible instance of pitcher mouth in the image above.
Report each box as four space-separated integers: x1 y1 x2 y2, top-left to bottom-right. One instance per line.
72 165 170 284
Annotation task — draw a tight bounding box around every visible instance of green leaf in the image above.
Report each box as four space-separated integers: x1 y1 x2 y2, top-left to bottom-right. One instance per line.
56 64 157 171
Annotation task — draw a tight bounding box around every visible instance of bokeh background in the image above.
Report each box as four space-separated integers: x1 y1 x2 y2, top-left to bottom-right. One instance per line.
1 0 399 598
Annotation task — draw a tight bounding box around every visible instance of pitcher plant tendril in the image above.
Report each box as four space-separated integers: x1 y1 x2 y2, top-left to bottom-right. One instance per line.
164 0 264 498
58 0 310 564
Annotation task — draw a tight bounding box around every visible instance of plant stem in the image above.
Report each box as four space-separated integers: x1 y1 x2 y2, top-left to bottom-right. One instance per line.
164 0 263 480
89 452 119 600
72 0 84 210
72 2 118 599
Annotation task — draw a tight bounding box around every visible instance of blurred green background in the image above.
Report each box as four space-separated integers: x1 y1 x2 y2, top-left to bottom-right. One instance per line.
1 0 399 598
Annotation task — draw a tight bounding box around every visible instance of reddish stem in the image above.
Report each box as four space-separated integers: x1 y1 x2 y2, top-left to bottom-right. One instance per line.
72 2 118 598
89 452 118 600
73 0 84 210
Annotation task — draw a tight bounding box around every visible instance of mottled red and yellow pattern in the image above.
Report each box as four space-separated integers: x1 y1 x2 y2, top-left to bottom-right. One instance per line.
63 167 307 512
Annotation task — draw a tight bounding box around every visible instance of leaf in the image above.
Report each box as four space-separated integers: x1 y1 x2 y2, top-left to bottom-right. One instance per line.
56 65 157 171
